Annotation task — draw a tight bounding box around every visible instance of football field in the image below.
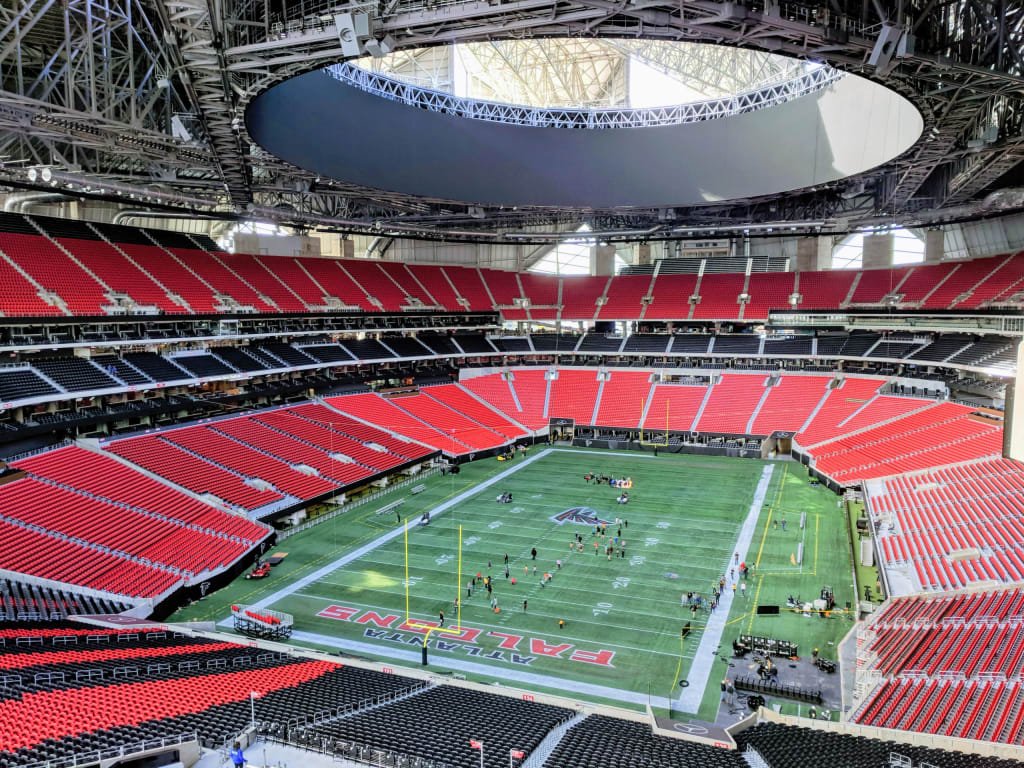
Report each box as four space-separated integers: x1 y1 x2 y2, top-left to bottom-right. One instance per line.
174 448 855 721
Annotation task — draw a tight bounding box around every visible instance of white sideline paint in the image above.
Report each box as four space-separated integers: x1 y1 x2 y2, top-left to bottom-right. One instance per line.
674 463 775 713
219 448 558 621
286 628 675 709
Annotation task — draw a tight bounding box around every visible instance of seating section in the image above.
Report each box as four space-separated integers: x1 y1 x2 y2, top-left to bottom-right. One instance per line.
0 215 1021 319
452 334 496 354
810 402 1002 483
380 262 439 308
897 263 959 306
594 371 652 428
122 352 191 382
0 580 129 621
743 273 796 320
296 258 375 310
325 393 470 453
211 417 377 485
408 264 462 310
0 627 383 765
695 375 766 433
159 426 340 499
853 588 1024 744
12 447 269 542
306 684 573 768
559 276 607 320
92 355 151 385
168 354 235 378
344 260 409 311
642 384 708 433
0 478 248 575
547 370 601 424
0 253 65 316
4 618 1017 768
849 267 911 304
749 376 831 434
836 394 932 434
216 252 308 311
479 268 524 318
693 274 746 319
869 458 1024 591
644 274 697 320
115 243 220 313
287 403 433 462
0 519 180 598
256 255 328 307
256 408 412 470
955 253 1024 308
795 378 883 446
105 435 286 511
32 358 119 391
796 270 857 310
442 265 492 311
58 238 184 312
461 372 548 431
0 368 59 401
422 384 527 439
167 249 274 312
368 392 507 451
598 274 650 319
736 721 1021 767
543 714 744 768
0 232 111 315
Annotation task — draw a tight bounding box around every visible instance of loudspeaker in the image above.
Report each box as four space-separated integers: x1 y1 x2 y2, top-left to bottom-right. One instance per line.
1005 342 1024 463
334 12 371 58
756 605 780 615
868 23 903 74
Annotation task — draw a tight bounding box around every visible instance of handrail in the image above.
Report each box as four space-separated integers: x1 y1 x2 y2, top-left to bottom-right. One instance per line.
18 732 199 768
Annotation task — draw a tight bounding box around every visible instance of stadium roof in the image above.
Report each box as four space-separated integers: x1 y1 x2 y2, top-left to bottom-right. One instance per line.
0 0 1022 241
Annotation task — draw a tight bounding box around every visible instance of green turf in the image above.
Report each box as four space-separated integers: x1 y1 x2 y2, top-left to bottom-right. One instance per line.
171 448 854 720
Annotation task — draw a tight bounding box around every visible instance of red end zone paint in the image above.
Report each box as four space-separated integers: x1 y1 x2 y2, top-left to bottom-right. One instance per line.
316 605 615 667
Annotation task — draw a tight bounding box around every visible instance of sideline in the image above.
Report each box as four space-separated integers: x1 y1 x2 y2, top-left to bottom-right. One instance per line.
673 463 775 713
286 627 674 709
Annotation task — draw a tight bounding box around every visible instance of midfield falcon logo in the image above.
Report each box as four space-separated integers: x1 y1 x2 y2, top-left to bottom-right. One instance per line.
549 507 611 526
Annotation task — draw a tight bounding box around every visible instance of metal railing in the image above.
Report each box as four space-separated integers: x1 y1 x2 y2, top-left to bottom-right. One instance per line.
279 467 441 540
18 732 198 768
267 729 455 768
327 62 844 129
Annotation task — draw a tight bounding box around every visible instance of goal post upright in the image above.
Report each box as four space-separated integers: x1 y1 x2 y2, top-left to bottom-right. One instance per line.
404 518 410 623
457 523 463 629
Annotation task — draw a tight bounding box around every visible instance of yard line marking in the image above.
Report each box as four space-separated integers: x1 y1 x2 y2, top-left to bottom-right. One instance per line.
550 448 655 459
746 574 764 635
813 514 819 577
217 448 558 625
285 628 678 709
675 463 775 714
292 593 696 660
295 589 707 640
754 507 773 569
